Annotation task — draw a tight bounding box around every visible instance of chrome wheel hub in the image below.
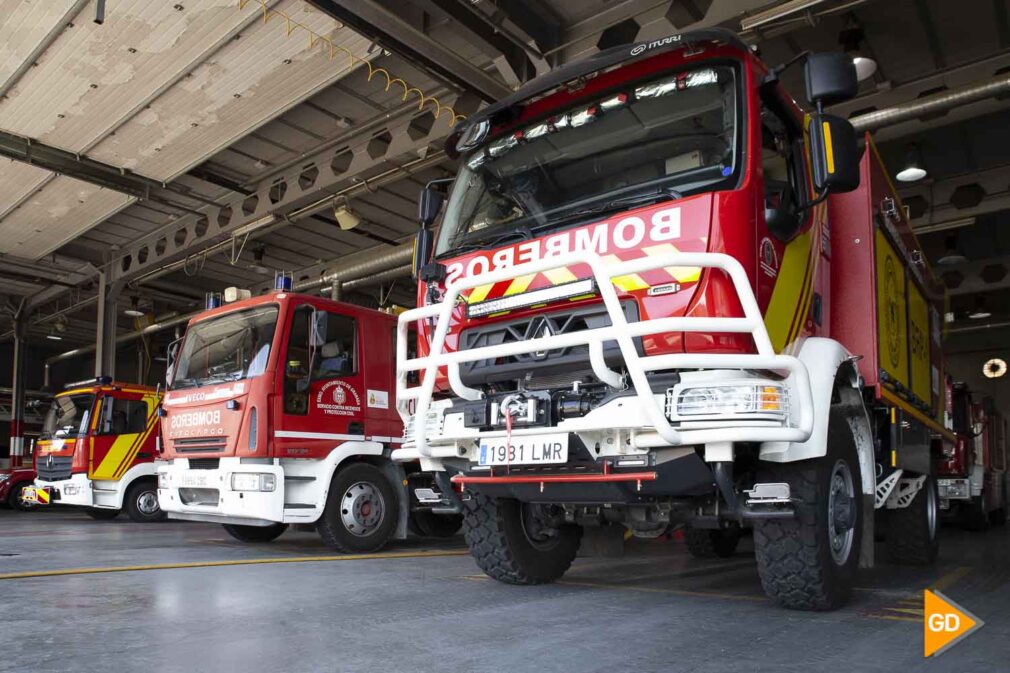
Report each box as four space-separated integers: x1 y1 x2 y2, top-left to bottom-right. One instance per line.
137 490 160 515
340 481 385 537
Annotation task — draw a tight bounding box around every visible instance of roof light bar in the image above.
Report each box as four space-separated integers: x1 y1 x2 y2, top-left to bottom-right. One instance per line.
466 279 596 319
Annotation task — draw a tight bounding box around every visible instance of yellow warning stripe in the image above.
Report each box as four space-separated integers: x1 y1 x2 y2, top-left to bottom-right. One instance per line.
467 283 495 304
91 396 159 481
0 549 470 581
112 413 159 481
503 273 536 296
764 229 814 352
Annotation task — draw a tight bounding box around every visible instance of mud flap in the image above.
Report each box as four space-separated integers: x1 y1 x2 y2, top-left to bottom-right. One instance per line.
578 524 626 558
860 493 875 568
380 460 409 541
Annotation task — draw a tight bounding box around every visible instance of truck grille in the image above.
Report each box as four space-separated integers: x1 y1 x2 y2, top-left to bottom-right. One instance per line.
36 455 73 482
458 301 641 386
187 458 220 470
173 437 227 453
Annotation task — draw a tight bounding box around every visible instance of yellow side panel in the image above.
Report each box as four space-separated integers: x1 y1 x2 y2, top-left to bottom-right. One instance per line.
875 229 908 389
907 281 931 404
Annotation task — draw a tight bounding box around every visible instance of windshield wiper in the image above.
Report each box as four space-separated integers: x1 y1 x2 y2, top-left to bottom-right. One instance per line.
542 186 684 230
444 227 533 257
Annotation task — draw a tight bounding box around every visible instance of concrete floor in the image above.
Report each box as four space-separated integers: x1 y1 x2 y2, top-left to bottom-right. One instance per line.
1 510 1007 673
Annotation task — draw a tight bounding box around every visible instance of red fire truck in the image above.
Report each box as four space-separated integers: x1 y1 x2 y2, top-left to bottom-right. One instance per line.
26 379 165 522
0 464 37 510
395 28 950 610
157 289 459 550
937 383 1008 529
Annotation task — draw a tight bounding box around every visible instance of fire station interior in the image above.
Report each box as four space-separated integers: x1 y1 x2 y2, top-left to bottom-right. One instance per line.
1 0 1008 670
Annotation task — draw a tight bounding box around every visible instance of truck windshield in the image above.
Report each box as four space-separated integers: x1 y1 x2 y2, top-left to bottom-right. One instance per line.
171 305 278 390
436 64 740 257
41 393 95 440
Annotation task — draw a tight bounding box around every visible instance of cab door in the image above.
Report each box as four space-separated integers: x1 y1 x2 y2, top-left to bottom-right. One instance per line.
274 303 365 458
90 391 159 481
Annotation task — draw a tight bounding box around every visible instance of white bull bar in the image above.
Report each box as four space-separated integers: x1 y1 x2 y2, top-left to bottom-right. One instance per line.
395 250 814 457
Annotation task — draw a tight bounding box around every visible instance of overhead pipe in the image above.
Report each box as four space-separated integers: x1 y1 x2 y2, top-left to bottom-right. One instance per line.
295 244 414 295
851 72 1010 131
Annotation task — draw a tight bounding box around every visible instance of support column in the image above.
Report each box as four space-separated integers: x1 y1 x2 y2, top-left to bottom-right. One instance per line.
95 271 122 379
10 305 26 468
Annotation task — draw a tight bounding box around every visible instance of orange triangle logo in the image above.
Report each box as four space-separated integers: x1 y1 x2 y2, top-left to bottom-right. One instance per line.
924 589 984 657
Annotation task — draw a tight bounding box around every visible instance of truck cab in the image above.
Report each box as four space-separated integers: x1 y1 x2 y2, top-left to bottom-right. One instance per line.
157 289 457 550
29 378 164 522
395 28 944 610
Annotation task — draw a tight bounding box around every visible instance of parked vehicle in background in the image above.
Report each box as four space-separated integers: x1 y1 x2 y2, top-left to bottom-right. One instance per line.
26 378 164 522
0 464 37 510
395 28 949 610
157 286 460 550
937 382 1008 529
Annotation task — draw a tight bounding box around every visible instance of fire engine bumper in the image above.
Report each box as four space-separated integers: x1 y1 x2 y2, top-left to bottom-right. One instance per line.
33 474 95 508
937 478 971 503
393 250 814 473
157 458 286 527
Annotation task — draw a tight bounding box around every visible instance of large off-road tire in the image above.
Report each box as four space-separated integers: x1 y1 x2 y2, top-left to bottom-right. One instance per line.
753 422 863 611
222 523 288 543
462 492 582 585
409 510 464 538
124 480 167 523
961 495 990 532
685 524 741 559
7 482 38 511
85 507 120 520
886 475 939 565
316 462 398 553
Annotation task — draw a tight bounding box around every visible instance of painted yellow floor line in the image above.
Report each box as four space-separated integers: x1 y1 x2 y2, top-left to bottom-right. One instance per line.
931 566 971 592
0 549 469 580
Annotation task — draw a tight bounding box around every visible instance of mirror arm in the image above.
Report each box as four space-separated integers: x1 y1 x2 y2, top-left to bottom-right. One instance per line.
761 50 810 87
793 187 830 216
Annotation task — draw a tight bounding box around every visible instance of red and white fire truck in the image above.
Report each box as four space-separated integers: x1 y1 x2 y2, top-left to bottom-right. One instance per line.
157 288 460 550
395 28 951 610
27 379 165 522
937 382 1007 529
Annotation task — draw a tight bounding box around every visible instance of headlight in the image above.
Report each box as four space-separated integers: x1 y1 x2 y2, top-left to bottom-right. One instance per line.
62 484 79 496
158 472 169 489
230 473 276 492
671 384 788 419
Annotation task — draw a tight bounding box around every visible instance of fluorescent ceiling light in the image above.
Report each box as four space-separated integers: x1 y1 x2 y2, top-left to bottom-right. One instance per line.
852 56 877 81
896 143 927 183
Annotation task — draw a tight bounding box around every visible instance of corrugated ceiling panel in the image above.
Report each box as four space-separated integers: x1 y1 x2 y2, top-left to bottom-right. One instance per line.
0 176 131 258
0 161 52 217
0 0 79 92
88 1 371 181
0 0 253 152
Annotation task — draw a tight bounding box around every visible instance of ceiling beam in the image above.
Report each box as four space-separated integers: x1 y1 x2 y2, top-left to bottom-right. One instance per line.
900 163 1010 229
305 0 511 102
492 0 562 55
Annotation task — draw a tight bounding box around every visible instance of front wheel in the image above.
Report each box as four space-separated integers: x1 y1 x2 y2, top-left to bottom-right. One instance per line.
8 482 38 511
124 480 166 523
753 423 863 610
409 510 464 538
685 524 741 559
222 523 288 543
316 463 398 553
886 475 939 565
463 492 582 585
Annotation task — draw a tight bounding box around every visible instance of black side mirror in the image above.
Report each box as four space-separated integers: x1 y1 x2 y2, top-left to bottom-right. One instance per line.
418 186 445 228
804 53 858 107
809 113 860 194
412 228 436 281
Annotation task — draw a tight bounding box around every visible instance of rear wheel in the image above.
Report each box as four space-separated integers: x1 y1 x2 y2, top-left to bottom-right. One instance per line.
86 507 120 520
222 523 288 543
886 475 939 565
685 524 741 559
753 421 863 610
317 463 398 553
462 492 582 585
409 509 464 538
7 482 38 511
124 480 166 523
961 495 990 532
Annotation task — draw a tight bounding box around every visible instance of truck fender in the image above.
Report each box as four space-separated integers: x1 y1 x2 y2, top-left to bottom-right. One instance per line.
297 441 407 537
760 337 875 498
106 462 161 509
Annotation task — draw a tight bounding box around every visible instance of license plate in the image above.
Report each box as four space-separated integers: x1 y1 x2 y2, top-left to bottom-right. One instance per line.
177 473 213 488
478 433 569 466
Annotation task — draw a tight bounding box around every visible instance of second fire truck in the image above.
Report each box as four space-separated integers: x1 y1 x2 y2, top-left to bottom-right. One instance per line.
157 287 460 550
